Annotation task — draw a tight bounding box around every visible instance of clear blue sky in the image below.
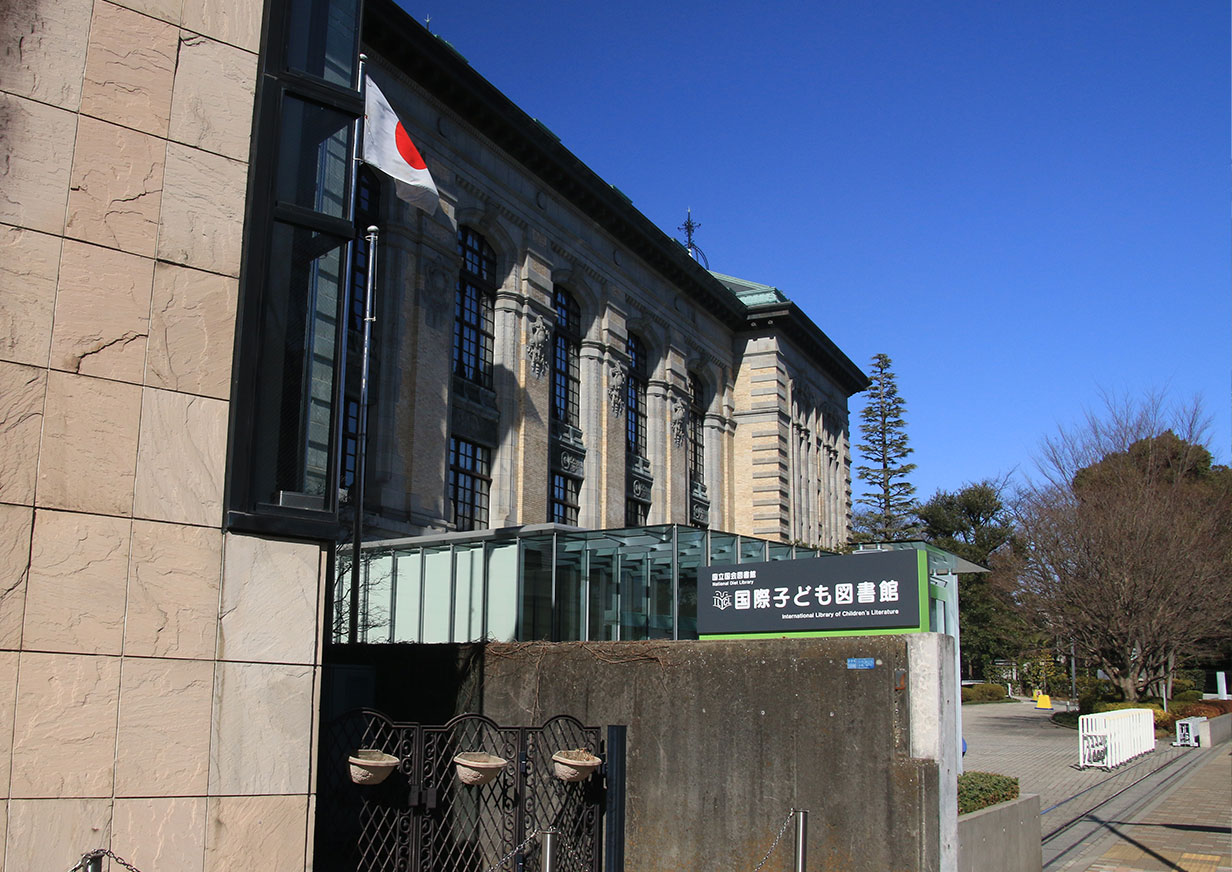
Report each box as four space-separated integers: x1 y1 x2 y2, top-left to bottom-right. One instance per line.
397 0 1231 501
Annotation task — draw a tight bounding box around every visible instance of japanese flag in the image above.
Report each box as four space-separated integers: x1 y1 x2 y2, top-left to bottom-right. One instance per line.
362 75 439 212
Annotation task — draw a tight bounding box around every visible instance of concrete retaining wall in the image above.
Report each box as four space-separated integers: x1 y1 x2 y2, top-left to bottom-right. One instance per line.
958 794 1042 872
480 635 958 872
1198 712 1232 747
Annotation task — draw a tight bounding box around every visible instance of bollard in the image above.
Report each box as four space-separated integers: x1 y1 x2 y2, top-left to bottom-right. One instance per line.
794 809 808 872
541 828 557 872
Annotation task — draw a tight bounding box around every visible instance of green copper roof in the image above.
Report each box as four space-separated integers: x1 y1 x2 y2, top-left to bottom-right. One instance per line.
709 271 789 306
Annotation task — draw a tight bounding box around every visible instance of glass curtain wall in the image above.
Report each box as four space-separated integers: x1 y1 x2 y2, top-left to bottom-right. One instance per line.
332 525 825 645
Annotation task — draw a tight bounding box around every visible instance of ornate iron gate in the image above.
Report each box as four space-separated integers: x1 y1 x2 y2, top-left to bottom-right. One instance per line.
317 710 609 872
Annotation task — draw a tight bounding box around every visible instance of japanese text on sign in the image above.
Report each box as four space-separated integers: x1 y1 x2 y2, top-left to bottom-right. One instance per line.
697 550 924 635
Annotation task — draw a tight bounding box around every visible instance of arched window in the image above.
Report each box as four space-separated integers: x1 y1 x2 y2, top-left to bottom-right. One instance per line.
688 373 705 487
453 227 496 387
551 288 581 425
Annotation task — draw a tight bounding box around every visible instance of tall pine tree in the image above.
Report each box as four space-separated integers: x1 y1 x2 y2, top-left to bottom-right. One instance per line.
852 353 919 541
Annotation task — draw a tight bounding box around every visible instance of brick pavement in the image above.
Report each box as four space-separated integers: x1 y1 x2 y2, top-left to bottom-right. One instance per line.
961 700 1232 872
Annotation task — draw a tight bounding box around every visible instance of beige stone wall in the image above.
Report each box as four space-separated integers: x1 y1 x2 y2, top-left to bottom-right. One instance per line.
0 1 325 869
730 333 854 550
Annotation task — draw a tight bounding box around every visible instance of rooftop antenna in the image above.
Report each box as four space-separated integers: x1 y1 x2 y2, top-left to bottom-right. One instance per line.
424 13 431 31
678 208 709 269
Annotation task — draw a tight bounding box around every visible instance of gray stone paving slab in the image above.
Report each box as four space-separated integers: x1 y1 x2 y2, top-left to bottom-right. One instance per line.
1042 746 1208 870
1039 743 1222 867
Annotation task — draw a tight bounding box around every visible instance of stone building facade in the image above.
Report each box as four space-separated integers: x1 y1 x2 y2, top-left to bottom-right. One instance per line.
0 0 864 868
357 2 866 548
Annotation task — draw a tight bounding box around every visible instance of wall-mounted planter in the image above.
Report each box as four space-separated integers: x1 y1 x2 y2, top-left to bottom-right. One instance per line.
348 749 400 785
453 752 507 786
551 750 601 782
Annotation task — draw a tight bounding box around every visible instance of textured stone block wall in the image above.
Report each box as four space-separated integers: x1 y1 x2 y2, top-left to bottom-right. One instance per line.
0 0 325 869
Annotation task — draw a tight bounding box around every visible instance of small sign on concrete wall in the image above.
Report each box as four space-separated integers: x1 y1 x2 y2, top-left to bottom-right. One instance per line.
698 549 926 637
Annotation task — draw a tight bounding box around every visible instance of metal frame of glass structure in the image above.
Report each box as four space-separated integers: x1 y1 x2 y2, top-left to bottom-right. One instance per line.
331 528 977 655
331 524 829 645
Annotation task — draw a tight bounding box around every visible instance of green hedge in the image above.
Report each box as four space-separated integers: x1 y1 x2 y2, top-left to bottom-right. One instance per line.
958 772 1020 816
962 683 1013 704
1173 700 1232 719
970 683 1008 701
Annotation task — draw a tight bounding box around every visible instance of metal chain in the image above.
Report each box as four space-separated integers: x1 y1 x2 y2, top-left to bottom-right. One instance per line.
67 849 144 872
479 830 540 872
751 808 797 872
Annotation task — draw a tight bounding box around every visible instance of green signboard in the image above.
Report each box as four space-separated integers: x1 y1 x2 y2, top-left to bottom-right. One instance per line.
698 550 929 639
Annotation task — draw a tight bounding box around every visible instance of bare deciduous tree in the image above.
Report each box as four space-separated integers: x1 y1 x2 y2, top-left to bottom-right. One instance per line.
1015 394 1232 701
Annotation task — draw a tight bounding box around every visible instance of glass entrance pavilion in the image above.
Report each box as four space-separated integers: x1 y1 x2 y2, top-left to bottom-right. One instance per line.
331 524 974 646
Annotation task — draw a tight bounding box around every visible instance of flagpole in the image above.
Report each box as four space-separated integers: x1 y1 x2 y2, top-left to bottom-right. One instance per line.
349 225 378 644
346 53 368 645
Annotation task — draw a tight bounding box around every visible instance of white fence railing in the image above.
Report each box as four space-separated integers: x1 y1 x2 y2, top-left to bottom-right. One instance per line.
1078 709 1155 770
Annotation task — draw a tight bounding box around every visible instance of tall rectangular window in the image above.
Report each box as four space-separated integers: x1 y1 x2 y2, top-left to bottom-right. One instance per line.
688 373 705 487
550 473 580 526
275 96 351 219
249 223 348 507
625 334 647 458
226 0 362 530
284 0 358 87
449 437 491 531
339 168 380 498
453 227 496 387
551 288 581 425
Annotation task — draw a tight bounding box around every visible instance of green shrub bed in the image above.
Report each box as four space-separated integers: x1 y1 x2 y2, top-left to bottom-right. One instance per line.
961 683 1009 703
958 771 1019 816
1062 699 1232 735
1171 700 1232 719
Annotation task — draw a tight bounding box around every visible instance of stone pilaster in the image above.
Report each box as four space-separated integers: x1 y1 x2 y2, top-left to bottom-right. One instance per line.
518 299 554 524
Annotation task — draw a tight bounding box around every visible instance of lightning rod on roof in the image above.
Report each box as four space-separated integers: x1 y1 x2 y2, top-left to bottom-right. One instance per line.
678 208 709 269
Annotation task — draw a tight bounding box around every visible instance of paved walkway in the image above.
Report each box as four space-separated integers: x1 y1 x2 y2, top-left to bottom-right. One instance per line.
961 700 1231 872
1060 747 1231 872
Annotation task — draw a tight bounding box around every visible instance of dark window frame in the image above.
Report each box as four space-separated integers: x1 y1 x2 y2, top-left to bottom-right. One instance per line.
625 333 647 458
453 227 496 388
449 437 492 531
225 0 364 539
551 287 581 426
550 472 581 526
688 373 705 487
624 498 648 527
339 167 380 498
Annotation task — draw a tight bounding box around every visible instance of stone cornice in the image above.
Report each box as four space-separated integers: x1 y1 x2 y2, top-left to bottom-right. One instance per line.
364 0 749 331
743 302 869 397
